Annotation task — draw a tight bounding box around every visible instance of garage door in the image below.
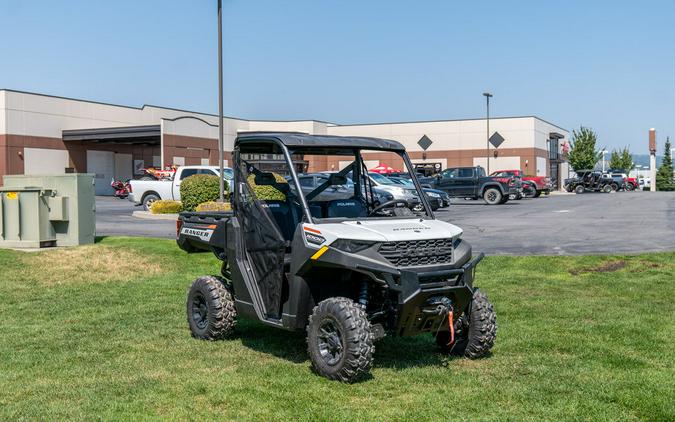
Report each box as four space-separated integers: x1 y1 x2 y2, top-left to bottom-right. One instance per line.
24 148 69 175
87 150 115 195
114 153 133 181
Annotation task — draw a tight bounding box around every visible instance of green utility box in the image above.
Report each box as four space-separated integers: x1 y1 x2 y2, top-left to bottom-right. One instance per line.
0 174 95 248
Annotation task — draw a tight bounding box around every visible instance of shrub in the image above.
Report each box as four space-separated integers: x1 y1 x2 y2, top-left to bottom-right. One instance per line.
150 200 182 214
180 174 228 211
247 173 287 201
195 201 232 212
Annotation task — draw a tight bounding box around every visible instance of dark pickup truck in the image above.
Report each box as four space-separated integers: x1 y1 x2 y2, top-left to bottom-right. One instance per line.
421 166 520 205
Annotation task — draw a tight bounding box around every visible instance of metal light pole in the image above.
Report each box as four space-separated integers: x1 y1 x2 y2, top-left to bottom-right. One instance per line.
217 0 225 202
483 92 493 174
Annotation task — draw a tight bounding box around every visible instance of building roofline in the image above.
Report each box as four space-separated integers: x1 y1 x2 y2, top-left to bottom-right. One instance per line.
0 88 566 132
333 115 568 133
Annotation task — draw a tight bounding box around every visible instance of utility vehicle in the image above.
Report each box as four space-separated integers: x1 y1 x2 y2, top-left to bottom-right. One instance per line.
178 133 496 383
564 170 614 194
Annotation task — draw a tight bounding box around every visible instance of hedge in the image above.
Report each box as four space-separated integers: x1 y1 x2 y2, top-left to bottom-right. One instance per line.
150 200 183 214
180 174 228 212
195 201 232 212
247 173 287 201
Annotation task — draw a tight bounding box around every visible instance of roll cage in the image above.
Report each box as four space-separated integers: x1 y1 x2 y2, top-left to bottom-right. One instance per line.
234 134 435 225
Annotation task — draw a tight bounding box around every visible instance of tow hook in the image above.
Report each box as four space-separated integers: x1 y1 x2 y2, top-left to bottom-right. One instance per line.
425 296 455 345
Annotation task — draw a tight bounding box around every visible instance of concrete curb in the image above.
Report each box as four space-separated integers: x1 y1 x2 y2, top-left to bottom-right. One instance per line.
132 211 179 220
549 191 574 196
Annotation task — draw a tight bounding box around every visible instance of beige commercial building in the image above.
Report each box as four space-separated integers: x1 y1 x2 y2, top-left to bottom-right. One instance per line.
0 89 569 194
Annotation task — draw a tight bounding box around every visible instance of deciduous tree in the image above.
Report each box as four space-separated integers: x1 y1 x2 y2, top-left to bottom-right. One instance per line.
568 127 602 171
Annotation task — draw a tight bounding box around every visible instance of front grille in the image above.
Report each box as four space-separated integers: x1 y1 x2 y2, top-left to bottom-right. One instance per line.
379 238 453 267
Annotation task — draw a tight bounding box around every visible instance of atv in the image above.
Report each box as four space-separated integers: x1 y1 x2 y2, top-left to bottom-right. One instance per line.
178 133 497 383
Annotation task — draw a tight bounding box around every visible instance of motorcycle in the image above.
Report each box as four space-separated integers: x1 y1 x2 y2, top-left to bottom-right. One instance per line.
111 178 132 199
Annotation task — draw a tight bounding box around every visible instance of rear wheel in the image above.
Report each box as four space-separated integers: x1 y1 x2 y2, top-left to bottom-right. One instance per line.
483 188 503 205
611 182 619 191
574 185 585 194
435 290 496 358
142 193 160 211
534 190 542 198
187 275 237 340
603 184 613 193
306 297 374 383
523 184 537 198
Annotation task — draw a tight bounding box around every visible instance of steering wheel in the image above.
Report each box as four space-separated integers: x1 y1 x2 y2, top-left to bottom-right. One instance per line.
369 199 410 216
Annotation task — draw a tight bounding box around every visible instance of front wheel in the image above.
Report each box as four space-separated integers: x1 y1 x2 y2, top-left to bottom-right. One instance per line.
625 183 635 191
435 290 496 358
306 298 374 383
602 184 613 193
483 188 503 205
575 185 585 194
187 276 237 340
534 190 542 198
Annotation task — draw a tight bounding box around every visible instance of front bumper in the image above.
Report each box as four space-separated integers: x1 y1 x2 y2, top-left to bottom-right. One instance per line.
394 252 483 336
301 238 483 337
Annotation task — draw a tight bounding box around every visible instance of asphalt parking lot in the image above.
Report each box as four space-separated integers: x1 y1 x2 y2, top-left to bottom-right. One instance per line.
95 192 675 255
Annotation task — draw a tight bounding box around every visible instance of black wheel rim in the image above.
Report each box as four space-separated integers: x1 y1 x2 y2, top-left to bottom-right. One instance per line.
487 191 497 202
317 318 344 366
191 292 209 330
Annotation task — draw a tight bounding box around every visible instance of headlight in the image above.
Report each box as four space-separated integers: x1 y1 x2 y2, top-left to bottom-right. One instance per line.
427 192 440 198
332 239 377 253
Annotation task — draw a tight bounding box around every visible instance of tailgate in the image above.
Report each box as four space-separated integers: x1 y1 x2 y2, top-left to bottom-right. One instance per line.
177 211 232 257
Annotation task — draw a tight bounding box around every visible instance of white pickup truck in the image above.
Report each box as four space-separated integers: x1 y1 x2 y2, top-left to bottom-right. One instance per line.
128 166 233 210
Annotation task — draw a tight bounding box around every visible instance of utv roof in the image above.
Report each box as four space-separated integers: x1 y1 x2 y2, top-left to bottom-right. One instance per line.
236 132 405 152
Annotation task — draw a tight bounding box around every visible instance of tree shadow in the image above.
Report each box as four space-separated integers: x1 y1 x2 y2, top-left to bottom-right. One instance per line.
236 318 480 371
95 236 108 243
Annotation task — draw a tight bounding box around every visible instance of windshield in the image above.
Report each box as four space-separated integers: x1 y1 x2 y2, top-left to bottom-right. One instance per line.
369 172 397 185
289 148 431 221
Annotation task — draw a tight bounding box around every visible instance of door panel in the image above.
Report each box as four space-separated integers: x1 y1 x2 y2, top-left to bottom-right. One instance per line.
114 153 133 181
87 150 115 195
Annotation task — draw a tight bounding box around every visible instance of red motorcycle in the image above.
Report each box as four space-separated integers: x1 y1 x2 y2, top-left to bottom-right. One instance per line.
111 179 132 199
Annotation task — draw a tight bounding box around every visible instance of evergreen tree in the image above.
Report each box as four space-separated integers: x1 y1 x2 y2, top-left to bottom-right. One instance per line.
656 137 674 191
567 127 603 172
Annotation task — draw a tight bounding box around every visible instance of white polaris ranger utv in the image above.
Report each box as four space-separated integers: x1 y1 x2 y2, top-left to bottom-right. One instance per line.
178 133 496 383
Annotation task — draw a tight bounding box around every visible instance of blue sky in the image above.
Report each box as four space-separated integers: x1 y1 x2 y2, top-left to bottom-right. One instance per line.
1 0 674 152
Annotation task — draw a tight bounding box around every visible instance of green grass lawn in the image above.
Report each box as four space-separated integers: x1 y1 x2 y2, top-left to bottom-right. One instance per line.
0 237 673 421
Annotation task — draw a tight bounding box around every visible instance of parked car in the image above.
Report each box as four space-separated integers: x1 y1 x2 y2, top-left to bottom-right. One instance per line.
293 173 394 213
489 170 552 197
128 165 234 210
366 172 423 209
604 171 628 191
421 166 520 205
625 177 639 191
387 176 449 209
